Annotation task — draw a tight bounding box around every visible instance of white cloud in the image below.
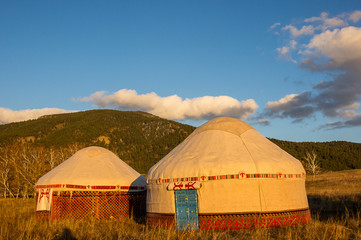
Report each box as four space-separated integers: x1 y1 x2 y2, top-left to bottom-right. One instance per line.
306 26 361 70
305 12 328 22
277 40 298 63
290 39 297 49
277 46 290 55
305 12 348 29
266 94 300 110
338 110 361 119
0 107 74 124
349 10 361 23
282 25 314 38
263 92 314 120
270 10 361 128
79 89 259 120
269 22 281 30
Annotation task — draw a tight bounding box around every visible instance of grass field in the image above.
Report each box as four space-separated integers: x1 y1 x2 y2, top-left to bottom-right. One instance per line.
1 170 360 240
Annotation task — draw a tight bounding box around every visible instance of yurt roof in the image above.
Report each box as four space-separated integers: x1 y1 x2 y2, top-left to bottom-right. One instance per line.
147 117 305 180
37 146 146 188
191 117 254 137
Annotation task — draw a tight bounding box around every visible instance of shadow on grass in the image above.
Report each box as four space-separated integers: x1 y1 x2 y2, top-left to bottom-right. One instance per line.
308 194 361 220
53 228 77 240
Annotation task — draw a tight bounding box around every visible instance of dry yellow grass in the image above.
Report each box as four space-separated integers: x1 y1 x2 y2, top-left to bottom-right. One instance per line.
0 170 360 239
306 169 361 224
306 169 361 196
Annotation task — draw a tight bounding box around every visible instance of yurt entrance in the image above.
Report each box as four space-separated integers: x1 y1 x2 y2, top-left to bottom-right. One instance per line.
168 181 202 230
174 189 199 230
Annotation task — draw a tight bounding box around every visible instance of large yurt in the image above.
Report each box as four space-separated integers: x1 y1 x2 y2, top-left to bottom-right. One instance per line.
35 146 146 220
146 117 311 230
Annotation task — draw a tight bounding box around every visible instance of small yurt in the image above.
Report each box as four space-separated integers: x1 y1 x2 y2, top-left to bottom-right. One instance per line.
146 117 311 230
35 146 146 220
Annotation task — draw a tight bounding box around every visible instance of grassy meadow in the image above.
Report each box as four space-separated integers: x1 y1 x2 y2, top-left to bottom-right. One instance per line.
1 170 360 240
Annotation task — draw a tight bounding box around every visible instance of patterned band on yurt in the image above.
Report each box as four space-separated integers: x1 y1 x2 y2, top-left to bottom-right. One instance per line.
35 146 146 220
146 117 311 230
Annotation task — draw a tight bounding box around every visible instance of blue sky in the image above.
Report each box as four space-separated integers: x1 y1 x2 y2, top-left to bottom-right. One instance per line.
1 1 361 143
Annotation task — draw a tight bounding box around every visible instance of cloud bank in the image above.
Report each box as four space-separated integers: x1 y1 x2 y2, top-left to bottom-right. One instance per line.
0 107 74 124
269 10 361 129
79 89 258 120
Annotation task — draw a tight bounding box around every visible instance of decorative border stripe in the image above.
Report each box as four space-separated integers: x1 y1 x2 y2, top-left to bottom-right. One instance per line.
120 186 146 190
67 184 87 189
198 209 311 229
36 184 146 191
147 209 311 229
147 172 304 184
36 184 62 189
91 185 116 190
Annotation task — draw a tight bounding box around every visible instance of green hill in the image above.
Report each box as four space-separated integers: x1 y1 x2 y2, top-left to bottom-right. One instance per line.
0 109 195 173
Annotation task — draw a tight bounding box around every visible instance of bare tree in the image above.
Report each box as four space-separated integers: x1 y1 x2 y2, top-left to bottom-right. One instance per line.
0 159 15 198
17 145 48 198
304 151 320 181
48 148 57 169
66 142 85 156
0 143 84 199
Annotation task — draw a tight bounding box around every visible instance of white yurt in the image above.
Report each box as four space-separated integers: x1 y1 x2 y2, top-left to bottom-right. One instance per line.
35 146 146 220
146 117 311 230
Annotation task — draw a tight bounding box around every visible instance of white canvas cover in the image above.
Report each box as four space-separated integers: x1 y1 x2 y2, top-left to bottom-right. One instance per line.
36 146 146 190
147 117 309 214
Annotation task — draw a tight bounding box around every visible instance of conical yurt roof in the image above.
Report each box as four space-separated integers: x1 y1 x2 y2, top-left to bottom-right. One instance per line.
148 117 305 180
37 146 146 188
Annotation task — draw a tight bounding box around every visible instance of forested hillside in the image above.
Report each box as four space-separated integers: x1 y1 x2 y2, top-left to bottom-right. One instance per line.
270 139 361 171
0 110 195 173
0 109 360 198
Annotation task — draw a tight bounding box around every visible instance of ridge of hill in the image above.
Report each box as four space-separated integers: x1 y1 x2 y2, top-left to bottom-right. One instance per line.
0 109 360 173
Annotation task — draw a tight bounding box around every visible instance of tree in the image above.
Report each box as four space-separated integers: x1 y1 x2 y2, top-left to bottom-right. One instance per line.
304 151 320 181
0 158 15 198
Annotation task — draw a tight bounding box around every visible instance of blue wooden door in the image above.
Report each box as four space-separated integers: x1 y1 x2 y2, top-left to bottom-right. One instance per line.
174 189 199 230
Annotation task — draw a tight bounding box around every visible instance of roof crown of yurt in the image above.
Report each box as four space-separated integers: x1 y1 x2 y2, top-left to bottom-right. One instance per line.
35 146 146 220
146 117 311 230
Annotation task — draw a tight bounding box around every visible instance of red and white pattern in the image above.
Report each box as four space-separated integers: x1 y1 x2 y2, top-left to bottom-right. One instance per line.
199 209 311 229
36 184 145 191
167 181 202 191
147 209 311 229
146 213 175 228
147 172 305 184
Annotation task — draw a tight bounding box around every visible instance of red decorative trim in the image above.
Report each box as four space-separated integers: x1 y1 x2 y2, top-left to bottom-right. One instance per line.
147 172 305 185
36 184 62 189
91 185 116 190
36 184 145 191
120 186 146 190
146 213 175 228
66 184 87 189
199 209 311 229
147 209 311 229
167 181 202 191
